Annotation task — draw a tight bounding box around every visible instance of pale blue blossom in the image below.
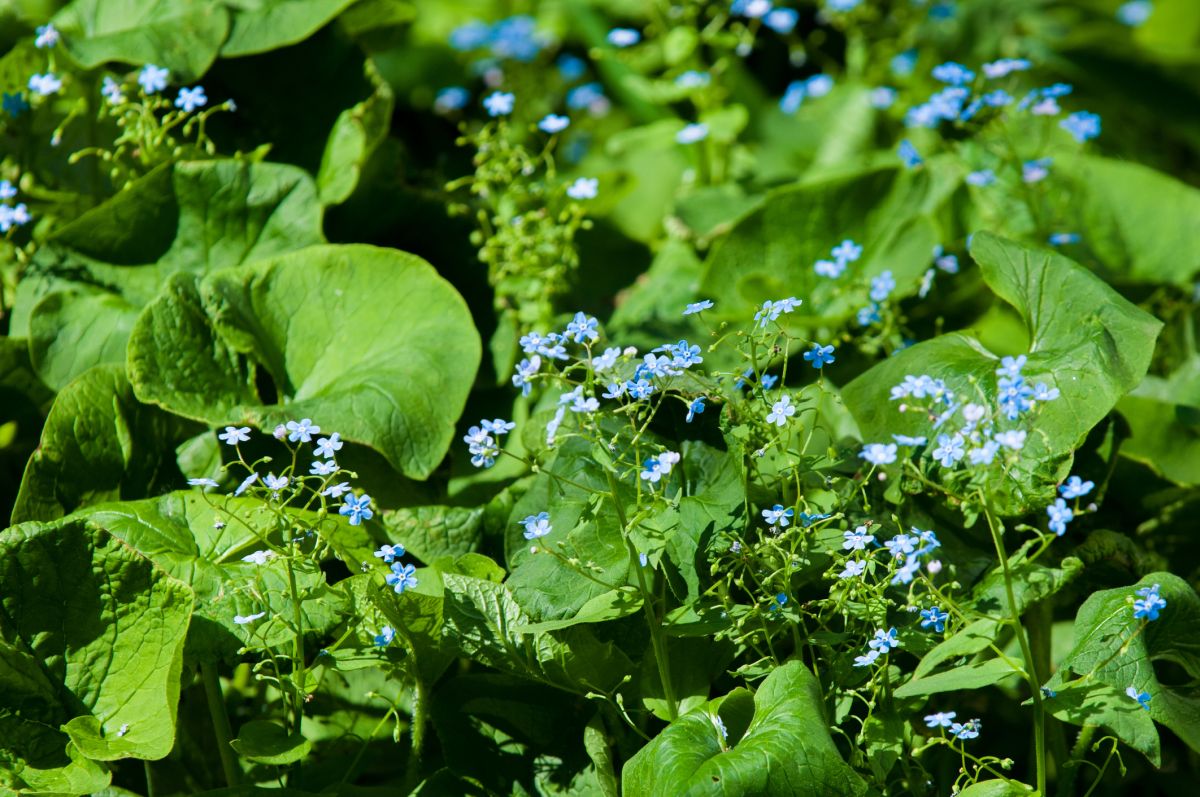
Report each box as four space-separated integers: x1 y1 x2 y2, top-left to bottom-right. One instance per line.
138 64 169 94
220 426 251 445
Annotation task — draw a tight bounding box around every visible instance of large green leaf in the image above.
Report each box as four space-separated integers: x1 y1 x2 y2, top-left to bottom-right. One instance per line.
52 0 231 80
315 57 394 206
380 505 484 564
221 0 357 57
127 244 481 479
77 492 349 661
440 572 634 695
621 660 865 796
0 516 193 779
18 160 324 391
843 233 1162 514
1117 357 1200 485
1050 573 1200 755
1042 682 1161 766
1056 154 1200 287
894 657 1023 699
700 164 952 326
12 364 197 524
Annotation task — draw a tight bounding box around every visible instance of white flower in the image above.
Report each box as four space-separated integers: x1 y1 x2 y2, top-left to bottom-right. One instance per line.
233 612 266 625
242 550 275 565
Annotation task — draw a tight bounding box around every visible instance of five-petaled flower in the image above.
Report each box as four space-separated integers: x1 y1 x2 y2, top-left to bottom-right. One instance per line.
286 418 320 443
220 426 251 445
374 544 405 563
387 563 418 594
766 395 796 427
804 343 836 369
521 512 552 540
340 494 374 526
1132 584 1167 621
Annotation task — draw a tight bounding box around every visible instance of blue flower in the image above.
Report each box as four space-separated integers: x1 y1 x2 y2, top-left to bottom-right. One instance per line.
188 478 219 489
932 434 965 468
323 482 351 498
373 544 405 563
853 650 880 667
386 562 418 594
764 7 799 33
220 426 251 445
27 73 61 96
512 355 541 396
484 91 515 116
310 460 338 476
482 419 515 435
374 626 395 646
931 61 975 86
286 418 321 443
920 606 950 632
683 299 714 315
869 270 896 302
1060 111 1101 143
264 473 289 492
315 432 343 458
1023 158 1052 183
982 58 1032 79
871 87 897 109
567 82 605 111
676 123 708 144
340 494 375 526
449 20 491 50
175 86 207 112
1060 475 1094 500
138 64 169 94
804 343 836 369
766 395 795 426
567 177 598 199
607 27 640 47
640 451 681 485
839 559 867 579
891 49 918 77
967 169 996 187
843 526 875 550
520 512 552 540
539 113 570 134
434 87 470 113
860 443 898 466
1047 498 1073 536
760 373 778 389
1117 0 1153 26
780 80 807 114
565 311 600 343
892 558 922 585
1125 686 1151 710
898 139 922 169
770 592 788 611
1049 232 1080 246
489 16 545 61
868 627 900 653
1133 584 1167 621
234 472 259 496
2 91 29 117
893 434 926 447
885 534 918 559
686 397 706 423
950 719 981 740
34 24 59 48
762 504 795 528
925 711 956 728
800 512 831 527
557 53 586 81
832 239 863 263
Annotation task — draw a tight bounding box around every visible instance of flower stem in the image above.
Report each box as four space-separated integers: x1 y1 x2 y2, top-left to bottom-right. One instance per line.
200 663 240 787
982 500 1046 795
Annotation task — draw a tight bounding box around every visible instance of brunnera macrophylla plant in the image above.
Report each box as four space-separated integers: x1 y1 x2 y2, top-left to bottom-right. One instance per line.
3 2 1200 797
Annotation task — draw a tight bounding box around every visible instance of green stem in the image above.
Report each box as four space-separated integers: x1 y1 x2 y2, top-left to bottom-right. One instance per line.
606 470 678 721
201 663 241 787
144 761 155 797
982 501 1046 796
283 526 307 735
404 679 430 791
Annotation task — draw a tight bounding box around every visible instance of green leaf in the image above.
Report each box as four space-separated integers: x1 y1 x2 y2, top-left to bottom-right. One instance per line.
894 657 1023 699
0 516 193 769
380 505 484 563
844 233 1162 514
955 780 1035 797
441 572 634 694
584 713 619 797
1117 357 1200 485
364 570 454 685
19 160 324 390
230 721 311 765
621 660 866 796
76 492 349 661
1056 154 1200 287
222 0 357 57
1042 683 1161 765
52 0 231 80
316 58 395 206
12 364 197 524
700 165 946 326
127 244 481 479
914 549 1082 678
1052 572 1200 755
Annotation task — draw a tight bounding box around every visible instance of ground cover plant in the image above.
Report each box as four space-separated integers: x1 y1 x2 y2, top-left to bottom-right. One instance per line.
1 0 1199 794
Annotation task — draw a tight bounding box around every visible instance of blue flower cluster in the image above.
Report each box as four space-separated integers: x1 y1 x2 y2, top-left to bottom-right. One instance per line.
450 16 549 62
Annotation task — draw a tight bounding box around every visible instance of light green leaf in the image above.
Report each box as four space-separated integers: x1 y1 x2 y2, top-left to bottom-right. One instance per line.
441 572 634 694
844 233 1162 514
316 58 394 205
894 657 1023 699
12 364 197 524
19 160 324 390
222 0 356 57
956 780 1035 797
1118 357 1200 485
77 492 349 661
127 244 481 479
1055 156 1200 287
52 0 230 80
230 721 311 765
1053 572 1200 755
700 165 945 326
1042 683 1161 765
0 516 193 770
621 660 866 796
380 505 484 563
365 570 454 685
